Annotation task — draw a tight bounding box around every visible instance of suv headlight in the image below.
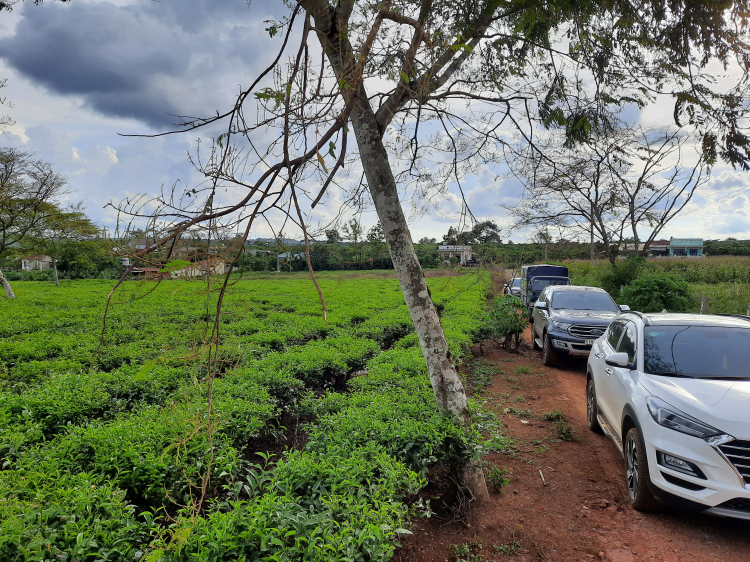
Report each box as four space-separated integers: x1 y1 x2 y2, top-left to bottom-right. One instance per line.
551 321 572 331
645 396 723 439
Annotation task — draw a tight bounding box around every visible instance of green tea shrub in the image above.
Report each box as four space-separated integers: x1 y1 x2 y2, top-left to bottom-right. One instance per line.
0 470 155 561
619 273 692 312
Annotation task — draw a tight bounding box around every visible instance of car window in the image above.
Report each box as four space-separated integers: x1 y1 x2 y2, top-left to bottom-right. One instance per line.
618 322 637 363
608 321 625 349
512 278 521 287
550 290 619 312
644 325 750 379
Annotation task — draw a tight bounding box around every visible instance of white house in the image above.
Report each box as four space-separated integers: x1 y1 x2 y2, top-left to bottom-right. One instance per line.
21 255 53 271
437 245 474 265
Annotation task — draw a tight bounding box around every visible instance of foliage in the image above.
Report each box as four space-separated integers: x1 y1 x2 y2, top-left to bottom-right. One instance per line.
619 273 692 312
541 409 565 423
556 423 574 441
484 295 528 341
600 255 645 296
486 465 509 492
0 274 494 560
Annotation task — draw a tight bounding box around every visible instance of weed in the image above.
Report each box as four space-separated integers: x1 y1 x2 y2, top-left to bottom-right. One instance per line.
467 359 495 392
506 376 517 382
534 445 549 454
556 423 574 441
453 539 483 562
494 541 523 555
484 433 515 453
505 407 532 417
510 385 521 390
513 395 526 402
486 465 509 492
541 409 565 423
514 365 530 375
499 392 510 398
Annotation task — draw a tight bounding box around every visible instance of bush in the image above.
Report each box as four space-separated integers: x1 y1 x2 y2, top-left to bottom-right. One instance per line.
619 273 692 312
484 295 528 346
600 255 645 296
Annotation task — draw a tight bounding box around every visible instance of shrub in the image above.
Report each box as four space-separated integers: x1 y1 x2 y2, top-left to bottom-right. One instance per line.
485 295 528 347
619 273 692 312
600 255 645 296
486 465 509 492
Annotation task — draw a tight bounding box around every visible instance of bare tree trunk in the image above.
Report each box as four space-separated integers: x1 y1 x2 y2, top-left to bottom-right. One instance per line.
590 202 595 266
349 88 490 504
0 267 16 299
53 261 59 287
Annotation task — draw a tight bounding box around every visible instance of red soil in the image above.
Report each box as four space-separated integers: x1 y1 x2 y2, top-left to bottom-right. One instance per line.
395 331 750 562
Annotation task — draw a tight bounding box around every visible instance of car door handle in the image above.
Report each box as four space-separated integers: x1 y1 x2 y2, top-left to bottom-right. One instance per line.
594 351 605 358
605 368 614 376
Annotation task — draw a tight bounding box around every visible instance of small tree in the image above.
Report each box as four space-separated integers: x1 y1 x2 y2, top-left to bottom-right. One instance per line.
485 295 529 352
31 203 99 286
0 148 70 298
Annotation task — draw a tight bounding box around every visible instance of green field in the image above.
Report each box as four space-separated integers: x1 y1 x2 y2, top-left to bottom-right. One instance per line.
566 256 750 314
0 273 489 561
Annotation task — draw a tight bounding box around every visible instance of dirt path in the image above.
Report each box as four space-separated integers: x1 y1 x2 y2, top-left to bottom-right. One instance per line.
396 330 750 562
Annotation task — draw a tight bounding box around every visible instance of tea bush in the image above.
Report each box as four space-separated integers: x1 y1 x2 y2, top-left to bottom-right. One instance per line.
0 274 490 560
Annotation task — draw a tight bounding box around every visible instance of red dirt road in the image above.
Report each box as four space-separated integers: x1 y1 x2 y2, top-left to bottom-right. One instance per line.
395 333 750 562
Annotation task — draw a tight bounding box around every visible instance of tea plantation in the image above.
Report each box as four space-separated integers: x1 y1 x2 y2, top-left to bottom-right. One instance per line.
0 274 488 561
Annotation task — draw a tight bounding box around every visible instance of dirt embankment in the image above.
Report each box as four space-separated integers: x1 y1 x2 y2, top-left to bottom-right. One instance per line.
396 332 750 562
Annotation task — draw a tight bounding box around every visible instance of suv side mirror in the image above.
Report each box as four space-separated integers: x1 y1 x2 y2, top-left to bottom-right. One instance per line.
605 352 632 369
534 301 548 310
619 304 630 311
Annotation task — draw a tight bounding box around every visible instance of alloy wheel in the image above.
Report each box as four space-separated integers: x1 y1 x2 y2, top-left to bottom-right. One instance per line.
626 433 639 501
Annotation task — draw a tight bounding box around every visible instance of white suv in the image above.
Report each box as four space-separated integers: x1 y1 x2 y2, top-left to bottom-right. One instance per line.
587 312 750 519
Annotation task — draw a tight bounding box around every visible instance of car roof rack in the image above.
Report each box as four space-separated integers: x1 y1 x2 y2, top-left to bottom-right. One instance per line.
621 310 650 326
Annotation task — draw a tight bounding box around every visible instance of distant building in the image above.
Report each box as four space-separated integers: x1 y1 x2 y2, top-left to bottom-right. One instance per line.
437 245 474 265
669 238 704 257
648 240 670 257
170 259 226 278
22 255 53 271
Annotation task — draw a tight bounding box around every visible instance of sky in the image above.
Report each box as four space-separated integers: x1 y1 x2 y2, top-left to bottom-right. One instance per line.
1 0 750 243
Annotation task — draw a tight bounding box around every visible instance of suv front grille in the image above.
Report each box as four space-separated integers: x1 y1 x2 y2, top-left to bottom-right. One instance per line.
567 325 608 339
718 440 750 483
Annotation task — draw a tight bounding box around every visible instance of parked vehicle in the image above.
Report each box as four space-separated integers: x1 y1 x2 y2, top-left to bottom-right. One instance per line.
587 312 750 519
519 264 570 315
503 277 522 296
531 285 627 366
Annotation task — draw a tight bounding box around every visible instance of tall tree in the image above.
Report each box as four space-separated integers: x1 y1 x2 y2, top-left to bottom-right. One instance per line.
108 0 750 501
508 124 707 264
0 147 70 298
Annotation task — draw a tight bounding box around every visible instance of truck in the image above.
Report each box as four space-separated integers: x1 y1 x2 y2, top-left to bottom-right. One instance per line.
519 264 571 316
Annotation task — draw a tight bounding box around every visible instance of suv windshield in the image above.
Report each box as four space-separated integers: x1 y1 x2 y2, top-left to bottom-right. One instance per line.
644 325 750 379
551 291 618 312
511 278 521 287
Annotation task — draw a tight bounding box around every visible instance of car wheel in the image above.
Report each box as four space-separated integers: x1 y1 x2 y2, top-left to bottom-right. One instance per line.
542 332 560 367
625 428 662 512
586 377 602 433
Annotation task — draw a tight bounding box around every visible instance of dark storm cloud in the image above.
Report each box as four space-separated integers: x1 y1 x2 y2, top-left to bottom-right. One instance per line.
0 0 290 129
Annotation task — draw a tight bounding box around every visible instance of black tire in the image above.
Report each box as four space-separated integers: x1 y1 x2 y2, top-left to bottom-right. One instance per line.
542 332 560 367
586 377 603 433
625 428 662 512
